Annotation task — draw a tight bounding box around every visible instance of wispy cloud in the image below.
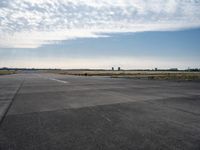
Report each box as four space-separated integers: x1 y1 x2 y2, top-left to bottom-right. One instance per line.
0 0 200 48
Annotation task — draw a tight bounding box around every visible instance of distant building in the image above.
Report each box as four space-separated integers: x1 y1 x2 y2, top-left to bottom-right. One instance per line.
112 67 114 71
155 68 158 71
118 67 121 71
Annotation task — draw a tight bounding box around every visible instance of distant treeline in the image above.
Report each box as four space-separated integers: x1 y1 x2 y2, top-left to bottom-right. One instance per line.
0 68 61 71
0 67 199 72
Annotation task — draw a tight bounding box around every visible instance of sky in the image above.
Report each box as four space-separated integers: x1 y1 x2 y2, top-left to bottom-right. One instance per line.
0 0 200 69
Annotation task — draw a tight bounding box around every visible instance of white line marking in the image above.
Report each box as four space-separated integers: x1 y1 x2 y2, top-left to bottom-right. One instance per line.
48 78 69 84
100 114 112 122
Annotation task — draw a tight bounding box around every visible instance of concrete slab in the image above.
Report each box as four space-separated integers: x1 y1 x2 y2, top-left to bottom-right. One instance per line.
0 73 200 150
0 101 11 120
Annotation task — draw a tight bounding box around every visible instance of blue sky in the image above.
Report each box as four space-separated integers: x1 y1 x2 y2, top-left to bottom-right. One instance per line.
0 0 200 69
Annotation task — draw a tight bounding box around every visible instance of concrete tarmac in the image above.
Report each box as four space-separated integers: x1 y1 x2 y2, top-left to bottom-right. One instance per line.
0 73 200 150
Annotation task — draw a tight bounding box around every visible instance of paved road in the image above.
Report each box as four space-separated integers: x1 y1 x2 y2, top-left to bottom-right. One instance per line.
0 73 200 150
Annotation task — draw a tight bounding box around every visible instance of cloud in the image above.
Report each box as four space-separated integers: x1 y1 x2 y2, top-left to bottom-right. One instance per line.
0 0 200 48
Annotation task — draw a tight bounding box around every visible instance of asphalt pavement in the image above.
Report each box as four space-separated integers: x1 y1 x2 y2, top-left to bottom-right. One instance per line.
0 73 200 150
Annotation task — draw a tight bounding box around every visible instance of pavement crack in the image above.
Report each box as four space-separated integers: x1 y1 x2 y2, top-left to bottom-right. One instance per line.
0 79 25 125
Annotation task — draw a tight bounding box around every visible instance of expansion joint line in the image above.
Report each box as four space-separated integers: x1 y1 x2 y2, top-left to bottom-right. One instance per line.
0 79 25 126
